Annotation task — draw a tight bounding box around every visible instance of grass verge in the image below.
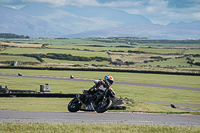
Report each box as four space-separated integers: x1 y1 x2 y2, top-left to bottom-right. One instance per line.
0 123 199 133
0 97 199 114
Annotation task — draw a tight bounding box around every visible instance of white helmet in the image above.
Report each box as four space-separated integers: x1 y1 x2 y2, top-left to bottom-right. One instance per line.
104 75 114 86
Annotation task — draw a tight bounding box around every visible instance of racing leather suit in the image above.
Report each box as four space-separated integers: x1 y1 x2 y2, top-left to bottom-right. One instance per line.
82 79 108 111
89 79 107 93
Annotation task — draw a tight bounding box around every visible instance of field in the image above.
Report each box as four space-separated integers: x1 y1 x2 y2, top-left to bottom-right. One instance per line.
1 38 200 73
0 55 39 62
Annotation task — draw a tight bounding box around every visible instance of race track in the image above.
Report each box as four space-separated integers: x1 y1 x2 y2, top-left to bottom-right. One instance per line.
0 110 200 126
1 74 200 126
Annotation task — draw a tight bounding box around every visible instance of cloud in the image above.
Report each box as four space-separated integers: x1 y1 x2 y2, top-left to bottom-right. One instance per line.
0 0 200 25
12 0 101 7
106 0 200 25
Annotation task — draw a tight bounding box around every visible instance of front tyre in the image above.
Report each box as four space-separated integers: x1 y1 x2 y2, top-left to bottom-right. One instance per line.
68 98 80 112
95 98 112 113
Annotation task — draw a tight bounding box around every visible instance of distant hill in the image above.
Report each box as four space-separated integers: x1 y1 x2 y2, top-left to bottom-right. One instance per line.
0 4 200 39
0 5 72 38
66 24 200 40
19 5 92 33
167 21 200 31
60 6 152 25
20 5 152 33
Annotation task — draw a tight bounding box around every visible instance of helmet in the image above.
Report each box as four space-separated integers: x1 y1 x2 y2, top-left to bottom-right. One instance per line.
104 75 114 86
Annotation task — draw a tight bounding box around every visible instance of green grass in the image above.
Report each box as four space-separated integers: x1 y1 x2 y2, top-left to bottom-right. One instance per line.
48 45 135 52
138 48 185 54
0 55 39 62
0 38 128 46
0 48 108 58
0 42 199 71
110 53 182 63
43 58 111 66
115 84 200 105
136 58 191 67
0 97 192 113
1 123 199 133
0 76 86 94
178 67 200 70
193 57 200 62
184 49 200 54
0 98 68 112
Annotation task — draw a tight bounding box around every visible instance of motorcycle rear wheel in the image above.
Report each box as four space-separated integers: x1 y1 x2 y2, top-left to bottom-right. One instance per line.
68 98 80 112
95 98 112 113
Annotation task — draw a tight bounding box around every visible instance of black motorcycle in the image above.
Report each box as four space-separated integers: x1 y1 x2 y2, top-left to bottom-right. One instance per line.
18 73 22 76
68 87 115 113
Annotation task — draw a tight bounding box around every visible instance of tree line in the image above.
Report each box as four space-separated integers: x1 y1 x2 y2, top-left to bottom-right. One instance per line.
0 33 30 39
23 53 110 62
93 37 200 45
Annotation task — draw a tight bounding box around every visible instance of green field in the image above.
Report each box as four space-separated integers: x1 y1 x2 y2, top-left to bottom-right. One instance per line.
137 48 185 54
48 44 137 52
184 49 200 54
1 38 200 72
110 53 183 63
136 58 190 67
0 48 108 58
1 123 199 133
0 38 128 46
43 58 110 66
0 55 39 62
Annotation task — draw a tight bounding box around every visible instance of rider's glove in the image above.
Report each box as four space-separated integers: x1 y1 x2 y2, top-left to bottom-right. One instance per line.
98 80 106 87
89 87 97 92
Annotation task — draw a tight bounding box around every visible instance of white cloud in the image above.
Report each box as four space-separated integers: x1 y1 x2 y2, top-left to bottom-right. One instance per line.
23 0 100 7
106 0 170 24
0 0 200 25
106 0 200 25
193 12 200 20
103 1 144 8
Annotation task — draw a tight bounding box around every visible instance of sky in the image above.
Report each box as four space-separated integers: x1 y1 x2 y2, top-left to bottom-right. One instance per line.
0 0 200 25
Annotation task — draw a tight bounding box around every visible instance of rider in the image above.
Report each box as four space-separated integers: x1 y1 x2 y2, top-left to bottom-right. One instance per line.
89 75 114 93
77 75 114 110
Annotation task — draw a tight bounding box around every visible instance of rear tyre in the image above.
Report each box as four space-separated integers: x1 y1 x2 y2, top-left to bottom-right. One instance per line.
68 98 80 112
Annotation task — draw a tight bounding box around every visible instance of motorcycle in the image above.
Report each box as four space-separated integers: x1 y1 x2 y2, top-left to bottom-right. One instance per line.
18 73 22 76
68 87 115 113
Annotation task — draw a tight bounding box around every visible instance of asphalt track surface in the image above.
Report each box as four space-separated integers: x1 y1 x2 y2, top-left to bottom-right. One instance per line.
0 110 200 126
1 74 200 126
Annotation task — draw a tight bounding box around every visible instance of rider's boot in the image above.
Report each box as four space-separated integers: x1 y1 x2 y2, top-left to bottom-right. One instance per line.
76 94 84 104
86 102 95 111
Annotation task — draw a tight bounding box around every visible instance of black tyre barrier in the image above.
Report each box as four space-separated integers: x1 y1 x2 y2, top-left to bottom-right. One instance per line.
0 93 126 110
109 106 126 110
0 93 76 98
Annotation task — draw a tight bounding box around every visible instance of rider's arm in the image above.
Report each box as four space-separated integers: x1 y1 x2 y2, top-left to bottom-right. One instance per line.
89 80 104 92
89 85 97 92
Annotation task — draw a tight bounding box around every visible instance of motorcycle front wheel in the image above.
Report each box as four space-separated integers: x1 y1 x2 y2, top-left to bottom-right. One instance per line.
68 98 80 112
95 98 112 113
